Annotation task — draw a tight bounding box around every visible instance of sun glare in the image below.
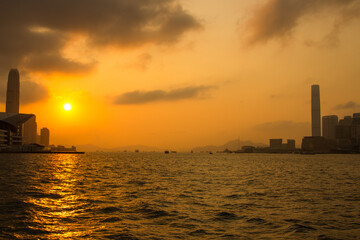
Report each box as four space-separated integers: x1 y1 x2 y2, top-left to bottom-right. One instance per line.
63 103 72 111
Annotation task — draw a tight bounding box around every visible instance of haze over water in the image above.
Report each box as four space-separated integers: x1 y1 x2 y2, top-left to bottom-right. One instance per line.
0 153 359 239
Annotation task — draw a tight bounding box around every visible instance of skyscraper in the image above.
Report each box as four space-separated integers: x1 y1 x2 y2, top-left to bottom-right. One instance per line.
6 69 20 113
311 85 321 137
40 128 50 146
322 115 338 140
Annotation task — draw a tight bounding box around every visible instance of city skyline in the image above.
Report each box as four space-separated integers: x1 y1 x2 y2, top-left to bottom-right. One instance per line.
0 0 359 150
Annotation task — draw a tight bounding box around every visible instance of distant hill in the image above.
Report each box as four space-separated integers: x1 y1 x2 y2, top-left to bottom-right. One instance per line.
192 139 267 152
76 144 161 152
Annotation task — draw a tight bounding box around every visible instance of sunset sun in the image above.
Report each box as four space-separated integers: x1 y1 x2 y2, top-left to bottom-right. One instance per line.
63 103 72 111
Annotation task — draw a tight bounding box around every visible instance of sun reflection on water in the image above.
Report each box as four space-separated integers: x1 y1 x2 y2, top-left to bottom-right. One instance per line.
24 154 94 239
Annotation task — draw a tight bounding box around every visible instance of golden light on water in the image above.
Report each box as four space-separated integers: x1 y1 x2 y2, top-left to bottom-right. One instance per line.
25 155 93 239
63 103 72 111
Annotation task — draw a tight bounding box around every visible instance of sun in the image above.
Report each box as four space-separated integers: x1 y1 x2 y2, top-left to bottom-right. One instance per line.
63 103 72 111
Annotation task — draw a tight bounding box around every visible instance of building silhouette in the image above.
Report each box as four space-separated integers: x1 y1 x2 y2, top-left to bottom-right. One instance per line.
0 69 44 148
269 139 282 149
302 84 360 152
40 128 50 146
0 69 53 151
6 69 20 113
0 113 37 145
322 115 338 140
311 85 321 137
335 114 360 150
269 139 296 152
302 85 330 152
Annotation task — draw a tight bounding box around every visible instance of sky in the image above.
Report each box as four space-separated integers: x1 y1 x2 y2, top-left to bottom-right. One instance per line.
0 0 360 150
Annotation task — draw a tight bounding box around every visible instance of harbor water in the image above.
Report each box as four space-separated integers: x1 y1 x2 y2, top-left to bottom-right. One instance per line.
0 153 359 239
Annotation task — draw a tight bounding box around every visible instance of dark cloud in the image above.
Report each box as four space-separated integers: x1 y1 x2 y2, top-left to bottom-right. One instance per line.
0 0 201 74
20 81 50 105
334 101 360 110
23 53 96 74
114 86 215 105
0 79 49 105
245 0 360 45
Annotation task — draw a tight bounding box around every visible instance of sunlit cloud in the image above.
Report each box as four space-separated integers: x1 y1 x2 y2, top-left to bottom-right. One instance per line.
113 85 215 105
244 0 360 46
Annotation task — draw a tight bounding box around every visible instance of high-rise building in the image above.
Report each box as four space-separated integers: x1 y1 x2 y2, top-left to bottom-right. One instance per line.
22 115 37 144
353 113 360 119
270 139 282 149
6 69 20 113
40 128 50 146
286 139 296 150
322 115 338 140
311 85 321 137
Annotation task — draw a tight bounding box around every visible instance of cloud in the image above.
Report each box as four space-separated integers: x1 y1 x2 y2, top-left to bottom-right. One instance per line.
20 81 50 105
114 86 215 105
0 80 49 105
0 0 201 75
334 101 360 110
23 53 96 74
244 0 360 45
128 53 153 71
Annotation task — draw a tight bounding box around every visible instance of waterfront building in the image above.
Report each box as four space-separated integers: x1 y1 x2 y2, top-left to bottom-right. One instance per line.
311 85 321 137
6 69 20 114
287 139 296 150
270 139 282 150
269 139 296 152
0 113 37 145
334 114 360 151
336 116 352 140
0 69 53 151
40 128 50 146
322 115 338 140
0 129 9 147
301 136 332 152
353 113 360 118
351 114 360 149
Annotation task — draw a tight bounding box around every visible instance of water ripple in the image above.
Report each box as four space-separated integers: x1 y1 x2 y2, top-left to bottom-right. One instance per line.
0 153 360 239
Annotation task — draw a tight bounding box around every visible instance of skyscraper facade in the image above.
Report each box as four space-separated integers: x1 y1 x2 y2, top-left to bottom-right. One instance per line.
311 85 321 137
22 115 37 144
322 115 338 140
40 128 50 146
6 69 20 113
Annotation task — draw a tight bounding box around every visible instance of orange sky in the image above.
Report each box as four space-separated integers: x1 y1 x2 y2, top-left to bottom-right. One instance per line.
1 0 360 150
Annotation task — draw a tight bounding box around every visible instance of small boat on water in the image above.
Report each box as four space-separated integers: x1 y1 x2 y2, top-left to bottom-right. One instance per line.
164 150 169 154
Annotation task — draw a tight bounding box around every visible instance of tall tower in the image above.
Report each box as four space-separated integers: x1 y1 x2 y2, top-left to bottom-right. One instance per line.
6 69 20 113
311 85 321 137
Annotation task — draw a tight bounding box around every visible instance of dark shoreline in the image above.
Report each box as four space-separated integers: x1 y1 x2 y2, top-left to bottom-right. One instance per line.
0 151 85 154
